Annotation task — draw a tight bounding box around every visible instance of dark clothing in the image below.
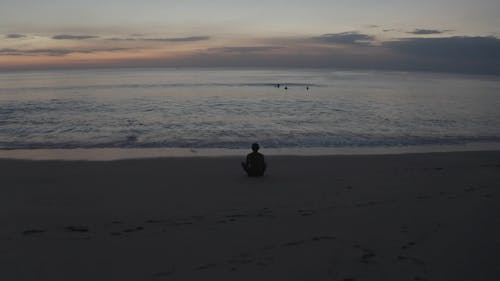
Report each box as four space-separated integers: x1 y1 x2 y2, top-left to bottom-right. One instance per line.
242 152 266 177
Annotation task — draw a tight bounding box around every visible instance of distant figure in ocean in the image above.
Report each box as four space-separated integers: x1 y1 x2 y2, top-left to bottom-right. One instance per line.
242 143 267 177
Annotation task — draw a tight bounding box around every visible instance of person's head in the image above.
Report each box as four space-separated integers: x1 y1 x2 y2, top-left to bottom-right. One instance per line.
251 143 260 152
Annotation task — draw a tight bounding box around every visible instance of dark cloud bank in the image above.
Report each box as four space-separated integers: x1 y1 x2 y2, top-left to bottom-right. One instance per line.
408 29 449 35
5 33 26 39
0 47 128 56
109 36 210 42
52 35 98 40
209 46 284 53
382 36 500 74
160 34 500 75
311 32 375 46
384 36 500 59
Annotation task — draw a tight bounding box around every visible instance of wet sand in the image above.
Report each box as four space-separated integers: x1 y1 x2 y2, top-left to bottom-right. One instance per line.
1 151 499 281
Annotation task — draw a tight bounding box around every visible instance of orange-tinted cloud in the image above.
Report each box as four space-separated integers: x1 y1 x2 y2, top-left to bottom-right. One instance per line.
2 32 500 75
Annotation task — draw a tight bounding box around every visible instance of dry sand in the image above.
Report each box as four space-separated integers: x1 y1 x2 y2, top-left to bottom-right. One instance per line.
1 151 499 281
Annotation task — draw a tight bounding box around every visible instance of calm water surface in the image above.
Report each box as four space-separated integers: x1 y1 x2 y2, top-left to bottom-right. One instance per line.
1 68 500 150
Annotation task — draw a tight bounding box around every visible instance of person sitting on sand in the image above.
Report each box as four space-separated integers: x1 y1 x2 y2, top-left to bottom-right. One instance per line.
242 143 267 177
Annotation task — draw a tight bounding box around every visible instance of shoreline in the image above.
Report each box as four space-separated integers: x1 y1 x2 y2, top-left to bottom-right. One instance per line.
1 142 500 160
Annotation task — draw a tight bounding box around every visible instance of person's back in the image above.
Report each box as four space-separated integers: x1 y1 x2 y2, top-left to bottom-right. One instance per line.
242 143 266 177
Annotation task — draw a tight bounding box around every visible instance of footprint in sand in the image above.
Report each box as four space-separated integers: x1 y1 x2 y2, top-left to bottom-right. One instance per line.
360 250 376 264
122 226 144 233
172 216 204 226
432 222 442 233
438 190 456 198
191 215 205 221
397 255 426 266
353 245 377 264
282 240 306 247
255 257 274 267
354 200 387 207
259 244 276 251
227 257 255 265
65 226 89 233
227 253 273 269
194 263 217 271
479 163 500 168
23 229 46 235
146 219 166 224
159 219 194 227
216 215 242 224
400 226 409 234
274 235 336 249
401 241 416 250
397 256 428 280
256 208 274 218
297 209 316 216
153 266 175 277
225 214 248 219
149 216 202 227
311 235 336 241
438 191 452 197
464 186 478 192
227 253 255 271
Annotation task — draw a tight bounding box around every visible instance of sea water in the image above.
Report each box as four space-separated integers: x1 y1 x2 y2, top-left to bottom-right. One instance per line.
1 68 500 151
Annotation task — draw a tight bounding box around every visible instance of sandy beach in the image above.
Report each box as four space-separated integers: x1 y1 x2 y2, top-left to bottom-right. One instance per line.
1 151 499 281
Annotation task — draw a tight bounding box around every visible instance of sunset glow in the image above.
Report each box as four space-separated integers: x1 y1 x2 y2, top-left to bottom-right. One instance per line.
1 0 500 73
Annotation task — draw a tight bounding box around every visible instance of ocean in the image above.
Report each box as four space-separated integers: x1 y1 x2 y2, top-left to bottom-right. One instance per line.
1 68 500 152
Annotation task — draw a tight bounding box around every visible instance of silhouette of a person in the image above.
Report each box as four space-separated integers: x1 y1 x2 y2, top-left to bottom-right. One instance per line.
241 143 267 177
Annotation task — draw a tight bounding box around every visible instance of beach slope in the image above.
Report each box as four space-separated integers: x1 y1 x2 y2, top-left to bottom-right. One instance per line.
1 151 499 281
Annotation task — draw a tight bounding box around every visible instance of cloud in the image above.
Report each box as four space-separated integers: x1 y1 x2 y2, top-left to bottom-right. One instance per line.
311 32 375 46
109 36 210 42
5 33 26 39
384 36 500 59
208 46 284 53
178 35 500 74
144 36 210 42
381 36 500 74
3 32 500 75
0 48 72 56
0 49 21 55
407 29 449 35
0 47 128 56
52 34 99 40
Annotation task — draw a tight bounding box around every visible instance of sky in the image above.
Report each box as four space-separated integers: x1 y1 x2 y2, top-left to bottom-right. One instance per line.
1 0 500 74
